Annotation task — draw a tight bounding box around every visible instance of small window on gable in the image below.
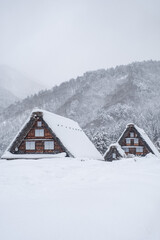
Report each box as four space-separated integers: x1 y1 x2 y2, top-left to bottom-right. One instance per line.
112 153 116 159
26 141 35 150
124 148 129 153
136 147 143 153
44 141 54 150
35 129 44 137
37 121 42 127
134 138 139 144
126 138 131 144
130 132 134 138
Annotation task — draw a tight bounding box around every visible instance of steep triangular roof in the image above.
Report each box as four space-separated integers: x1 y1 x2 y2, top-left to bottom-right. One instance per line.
118 123 160 158
104 142 126 158
2 108 103 160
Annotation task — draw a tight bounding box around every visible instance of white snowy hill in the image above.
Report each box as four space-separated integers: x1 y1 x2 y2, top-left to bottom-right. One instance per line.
0 65 45 99
0 154 160 240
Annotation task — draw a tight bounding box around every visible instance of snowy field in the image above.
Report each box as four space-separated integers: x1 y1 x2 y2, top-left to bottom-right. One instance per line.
0 154 160 240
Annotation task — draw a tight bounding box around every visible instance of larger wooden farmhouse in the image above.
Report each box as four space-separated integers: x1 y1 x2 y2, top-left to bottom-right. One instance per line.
1 109 103 160
104 123 160 161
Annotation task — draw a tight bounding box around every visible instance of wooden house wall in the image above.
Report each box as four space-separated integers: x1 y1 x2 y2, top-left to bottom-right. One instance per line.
17 119 64 154
104 147 122 161
118 126 150 156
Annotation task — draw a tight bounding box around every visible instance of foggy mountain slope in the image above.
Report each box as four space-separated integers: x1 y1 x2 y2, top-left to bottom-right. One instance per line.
0 78 83 120
56 70 128 125
0 60 160 156
0 87 19 112
0 65 45 99
85 61 160 153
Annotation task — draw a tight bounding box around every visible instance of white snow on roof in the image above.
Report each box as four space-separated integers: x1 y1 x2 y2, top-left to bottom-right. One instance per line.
1 152 66 159
1 113 33 158
2 108 103 160
40 109 103 160
104 143 126 158
134 125 160 158
117 123 135 143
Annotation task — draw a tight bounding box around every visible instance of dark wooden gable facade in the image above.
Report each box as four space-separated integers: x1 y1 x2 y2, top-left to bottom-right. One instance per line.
9 111 71 156
104 145 123 161
118 124 152 156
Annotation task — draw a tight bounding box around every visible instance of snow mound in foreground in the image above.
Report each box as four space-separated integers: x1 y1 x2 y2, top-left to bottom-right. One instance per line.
0 154 160 240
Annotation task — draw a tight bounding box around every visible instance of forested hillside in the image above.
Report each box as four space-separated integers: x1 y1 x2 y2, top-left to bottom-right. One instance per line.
1 60 160 156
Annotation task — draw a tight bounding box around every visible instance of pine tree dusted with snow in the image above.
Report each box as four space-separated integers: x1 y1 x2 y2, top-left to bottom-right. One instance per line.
90 132 111 154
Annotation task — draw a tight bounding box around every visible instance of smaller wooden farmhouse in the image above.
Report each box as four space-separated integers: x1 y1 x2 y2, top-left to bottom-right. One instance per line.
1 108 104 160
104 123 160 161
104 143 126 161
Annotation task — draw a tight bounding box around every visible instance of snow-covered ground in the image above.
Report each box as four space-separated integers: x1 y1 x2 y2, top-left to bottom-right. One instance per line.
0 154 160 240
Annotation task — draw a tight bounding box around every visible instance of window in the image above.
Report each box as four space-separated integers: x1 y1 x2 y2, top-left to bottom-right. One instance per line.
44 141 54 150
130 132 134 138
26 141 35 150
37 121 42 127
112 153 116 159
134 138 139 144
136 147 143 153
126 138 131 144
35 129 44 137
124 148 129 153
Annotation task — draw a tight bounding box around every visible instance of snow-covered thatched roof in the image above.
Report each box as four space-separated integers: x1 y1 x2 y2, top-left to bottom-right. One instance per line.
2 108 103 160
118 123 160 158
104 142 126 158
39 109 103 159
134 125 160 158
104 123 160 160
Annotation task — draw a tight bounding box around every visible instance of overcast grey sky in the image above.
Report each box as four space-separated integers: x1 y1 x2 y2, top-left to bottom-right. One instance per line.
0 0 160 87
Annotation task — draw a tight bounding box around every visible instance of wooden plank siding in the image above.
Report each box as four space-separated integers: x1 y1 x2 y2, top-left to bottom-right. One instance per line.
104 124 157 161
119 125 150 156
104 146 122 161
18 119 64 154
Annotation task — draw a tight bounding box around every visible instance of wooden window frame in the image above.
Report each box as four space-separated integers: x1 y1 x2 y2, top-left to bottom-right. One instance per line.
136 147 143 153
26 141 35 150
130 132 134 138
134 138 139 145
126 138 131 145
124 147 129 153
44 141 54 150
37 121 42 127
35 129 44 137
